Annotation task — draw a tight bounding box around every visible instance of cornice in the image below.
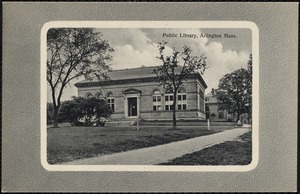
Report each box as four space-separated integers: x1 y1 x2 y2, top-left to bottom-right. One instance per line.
75 73 207 88
75 77 157 88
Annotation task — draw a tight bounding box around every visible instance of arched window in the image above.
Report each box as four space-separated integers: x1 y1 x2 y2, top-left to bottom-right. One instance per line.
106 93 114 112
164 90 174 111
96 92 104 100
177 88 187 110
152 90 162 111
86 93 93 98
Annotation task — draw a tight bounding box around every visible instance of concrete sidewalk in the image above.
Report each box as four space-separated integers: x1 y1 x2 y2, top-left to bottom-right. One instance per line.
64 126 250 165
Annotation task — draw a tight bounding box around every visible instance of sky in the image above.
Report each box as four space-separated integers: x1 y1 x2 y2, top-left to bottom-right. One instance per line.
47 28 251 102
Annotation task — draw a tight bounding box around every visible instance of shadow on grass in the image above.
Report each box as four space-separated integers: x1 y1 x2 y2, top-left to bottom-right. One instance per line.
159 132 252 165
47 126 220 164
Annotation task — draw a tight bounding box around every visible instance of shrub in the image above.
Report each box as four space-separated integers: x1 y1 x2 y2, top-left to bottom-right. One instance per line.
210 113 216 121
59 97 112 126
210 113 216 118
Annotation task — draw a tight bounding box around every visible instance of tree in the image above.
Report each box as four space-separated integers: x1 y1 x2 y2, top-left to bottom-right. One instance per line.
58 97 84 124
47 103 54 124
210 113 216 121
215 54 252 122
47 28 114 127
153 41 208 129
80 97 112 126
245 54 252 123
59 97 112 126
247 54 252 116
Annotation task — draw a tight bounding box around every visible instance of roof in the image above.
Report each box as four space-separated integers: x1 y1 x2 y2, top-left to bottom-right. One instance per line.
205 93 219 104
77 66 157 84
75 65 207 88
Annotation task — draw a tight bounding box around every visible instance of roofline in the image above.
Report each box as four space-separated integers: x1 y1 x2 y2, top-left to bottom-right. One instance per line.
196 73 208 89
78 65 159 78
75 77 157 88
81 66 160 81
110 65 161 72
75 72 207 89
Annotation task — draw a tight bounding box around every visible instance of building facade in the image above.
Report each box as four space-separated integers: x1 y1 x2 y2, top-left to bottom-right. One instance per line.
75 66 207 121
205 89 232 121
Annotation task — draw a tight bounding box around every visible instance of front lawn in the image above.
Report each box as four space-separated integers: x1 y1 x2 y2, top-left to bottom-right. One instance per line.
160 132 252 165
47 126 235 164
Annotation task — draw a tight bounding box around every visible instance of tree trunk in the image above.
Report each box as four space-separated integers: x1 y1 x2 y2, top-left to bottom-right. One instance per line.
53 107 59 128
236 101 240 122
172 107 176 129
50 85 60 128
248 100 251 124
172 92 177 129
237 110 240 122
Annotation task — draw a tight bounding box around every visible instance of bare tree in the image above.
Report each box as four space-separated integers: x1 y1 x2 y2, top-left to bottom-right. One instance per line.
47 28 114 127
153 41 208 129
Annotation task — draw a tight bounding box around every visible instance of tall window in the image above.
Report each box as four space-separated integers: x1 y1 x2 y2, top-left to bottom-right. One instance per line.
177 88 187 110
106 93 114 112
164 90 174 111
153 90 162 111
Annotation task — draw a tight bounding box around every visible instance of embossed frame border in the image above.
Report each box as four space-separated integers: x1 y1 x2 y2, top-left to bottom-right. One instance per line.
40 21 259 172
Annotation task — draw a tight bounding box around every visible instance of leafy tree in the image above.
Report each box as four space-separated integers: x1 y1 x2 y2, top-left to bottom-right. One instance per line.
59 97 112 126
245 54 252 122
58 97 84 124
153 41 208 128
80 97 112 126
216 54 252 121
47 28 114 127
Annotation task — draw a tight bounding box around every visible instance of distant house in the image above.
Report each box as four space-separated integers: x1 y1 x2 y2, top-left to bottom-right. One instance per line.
75 66 208 121
205 89 233 121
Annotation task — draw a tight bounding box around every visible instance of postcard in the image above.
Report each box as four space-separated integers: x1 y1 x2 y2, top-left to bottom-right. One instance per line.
41 21 259 172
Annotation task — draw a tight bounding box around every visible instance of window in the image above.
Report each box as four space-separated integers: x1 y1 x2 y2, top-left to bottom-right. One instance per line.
153 90 162 111
86 93 93 98
165 90 174 111
96 93 104 100
106 93 114 112
177 88 187 110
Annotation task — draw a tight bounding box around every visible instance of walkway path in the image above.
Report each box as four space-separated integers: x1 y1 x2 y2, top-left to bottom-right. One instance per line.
64 126 250 165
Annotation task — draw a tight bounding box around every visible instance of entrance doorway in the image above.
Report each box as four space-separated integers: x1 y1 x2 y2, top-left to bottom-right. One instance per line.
128 97 137 117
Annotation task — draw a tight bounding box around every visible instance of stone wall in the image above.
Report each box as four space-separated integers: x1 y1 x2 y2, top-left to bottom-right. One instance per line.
77 78 206 120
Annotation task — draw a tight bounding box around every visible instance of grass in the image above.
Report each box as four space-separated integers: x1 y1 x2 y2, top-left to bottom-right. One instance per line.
160 132 252 165
139 120 237 126
47 125 235 164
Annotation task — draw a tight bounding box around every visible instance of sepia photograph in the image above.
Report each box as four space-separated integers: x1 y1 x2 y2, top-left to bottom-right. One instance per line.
42 21 258 171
